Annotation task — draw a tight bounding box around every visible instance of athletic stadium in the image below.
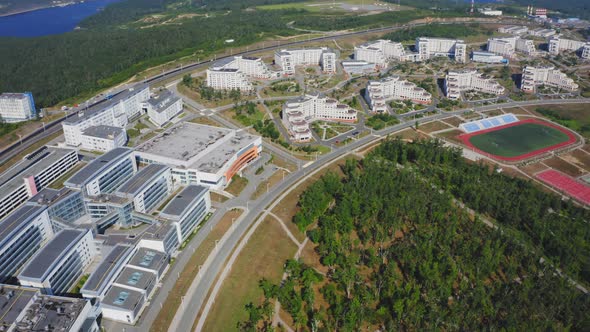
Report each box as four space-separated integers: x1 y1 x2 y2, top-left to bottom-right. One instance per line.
458 114 578 162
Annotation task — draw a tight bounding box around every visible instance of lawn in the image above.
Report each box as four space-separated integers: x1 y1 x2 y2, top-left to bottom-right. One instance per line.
225 175 249 196
467 123 571 158
532 105 590 139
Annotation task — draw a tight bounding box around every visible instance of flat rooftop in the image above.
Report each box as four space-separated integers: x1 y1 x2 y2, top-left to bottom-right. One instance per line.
114 266 156 291
82 244 132 294
0 147 76 200
102 285 143 312
65 147 132 188
146 89 181 114
0 93 29 100
82 125 125 139
63 83 148 125
117 164 168 196
0 285 38 330
161 185 208 218
17 295 89 331
127 247 167 272
19 229 87 281
0 204 47 247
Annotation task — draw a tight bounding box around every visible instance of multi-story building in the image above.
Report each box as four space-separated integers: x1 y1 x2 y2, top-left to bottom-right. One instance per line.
0 204 54 282
0 92 36 123
415 37 467 63
275 47 337 75
0 146 78 219
159 185 210 244
341 60 377 75
548 36 589 57
354 40 416 66
498 25 529 35
18 229 96 295
206 56 278 91
81 244 134 299
32 188 87 232
583 44 590 60
472 51 507 64
521 66 579 93
135 123 262 189
62 84 149 147
364 76 432 113
143 89 183 127
85 194 135 231
528 28 556 38
115 164 172 214
487 37 536 57
80 125 127 152
65 147 137 196
444 69 506 100
282 93 357 142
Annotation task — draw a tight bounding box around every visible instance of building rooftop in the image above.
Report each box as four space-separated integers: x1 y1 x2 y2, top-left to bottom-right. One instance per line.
0 285 38 330
114 266 156 291
160 185 208 219
102 285 144 312
127 247 167 272
65 147 133 188
0 93 29 100
82 125 125 140
146 89 181 114
116 164 169 196
15 295 89 331
19 229 88 281
81 244 133 295
0 147 77 201
63 83 148 125
142 221 176 241
0 204 47 247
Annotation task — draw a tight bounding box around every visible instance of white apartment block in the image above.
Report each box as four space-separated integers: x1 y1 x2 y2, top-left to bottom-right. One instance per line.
143 89 183 127
521 66 579 93
62 84 149 147
487 37 535 57
548 36 589 57
206 56 278 91
354 40 417 67
0 92 36 123
282 93 357 142
415 37 467 63
364 76 432 113
444 70 506 100
498 25 529 35
80 125 127 152
275 47 337 75
206 68 252 91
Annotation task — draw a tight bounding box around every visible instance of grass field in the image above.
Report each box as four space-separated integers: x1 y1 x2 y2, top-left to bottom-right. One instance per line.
467 123 571 158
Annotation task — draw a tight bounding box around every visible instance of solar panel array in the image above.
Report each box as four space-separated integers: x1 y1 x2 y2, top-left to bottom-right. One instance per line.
460 113 518 133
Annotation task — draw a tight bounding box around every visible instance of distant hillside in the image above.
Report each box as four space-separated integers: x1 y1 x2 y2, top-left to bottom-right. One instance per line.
0 0 56 15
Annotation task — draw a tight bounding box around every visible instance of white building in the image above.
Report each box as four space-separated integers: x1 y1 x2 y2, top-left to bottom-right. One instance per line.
159 185 211 244
498 25 529 35
0 146 78 219
487 37 536 57
341 60 377 75
521 65 579 93
415 37 467 63
206 56 278 92
472 51 507 64
444 69 506 100
135 123 262 189
354 40 418 66
18 229 96 295
143 89 183 127
548 36 590 57
364 76 432 113
479 8 502 16
80 125 127 152
282 93 357 142
0 92 35 123
275 47 337 75
528 28 556 38
63 84 150 147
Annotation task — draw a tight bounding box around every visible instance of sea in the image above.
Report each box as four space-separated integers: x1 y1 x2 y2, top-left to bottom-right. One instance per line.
0 0 121 38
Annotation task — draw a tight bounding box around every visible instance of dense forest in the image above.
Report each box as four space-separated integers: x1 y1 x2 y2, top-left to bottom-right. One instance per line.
382 24 494 42
239 139 590 331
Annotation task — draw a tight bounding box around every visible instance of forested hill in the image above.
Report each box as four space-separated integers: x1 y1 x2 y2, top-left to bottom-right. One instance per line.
239 138 590 331
510 0 590 19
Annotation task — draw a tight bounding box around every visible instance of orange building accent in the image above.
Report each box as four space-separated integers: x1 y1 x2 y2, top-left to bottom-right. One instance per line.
224 146 259 183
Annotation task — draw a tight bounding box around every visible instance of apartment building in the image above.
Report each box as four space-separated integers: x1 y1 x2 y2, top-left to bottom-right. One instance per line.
364 76 432 113
354 40 415 66
487 37 536 57
415 37 467 63
0 146 78 219
275 47 337 75
143 89 183 127
115 164 172 214
0 204 54 282
62 84 149 147
0 92 36 123
206 56 278 91
521 66 579 93
548 36 590 57
282 93 357 142
159 185 211 244
18 229 96 295
80 125 127 152
444 69 506 100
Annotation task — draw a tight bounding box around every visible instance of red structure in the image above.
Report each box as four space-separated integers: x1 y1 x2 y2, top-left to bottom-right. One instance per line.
536 170 590 205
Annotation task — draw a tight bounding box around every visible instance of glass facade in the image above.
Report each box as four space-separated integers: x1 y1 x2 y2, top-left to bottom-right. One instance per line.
97 159 135 194
0 227 44 282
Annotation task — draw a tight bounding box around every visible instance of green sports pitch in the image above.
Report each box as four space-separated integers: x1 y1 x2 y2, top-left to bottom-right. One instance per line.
465 122 572 159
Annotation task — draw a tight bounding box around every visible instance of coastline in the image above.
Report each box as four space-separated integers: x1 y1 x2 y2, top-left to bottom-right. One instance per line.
0 1 90 18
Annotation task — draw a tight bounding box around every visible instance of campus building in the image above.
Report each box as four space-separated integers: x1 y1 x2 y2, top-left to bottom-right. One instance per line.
521 66 579 93
0 92 36 123
80 125 127 152
143 89 183 127
81 244 134 299
548 36 590 58
159 185 211 244
115 164 172 214
341 60 377 75
135 122 262 189
0 204 54 282
444 69 506 100
65 147 137 197
62 84 149 147
0 146 78 219
354 40 418 67
206 56 278 91
275 47 337 75
528 28 556 38
32 188 87 232
364 76 432 113
18 229 96 295
282 93 357 142
415 37 467 63
498 25 529 35
471 51 507 64
487 37 536 57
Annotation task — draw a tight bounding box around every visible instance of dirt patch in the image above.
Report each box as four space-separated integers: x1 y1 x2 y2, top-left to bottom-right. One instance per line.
393 128 429 141
225 175 248 196
252 170 286 200
300 240 329 275
519 162 550 176
418 121 452 133
441 116 464 127
435 129 464 145
189 116 224 127
559 149 590 173
499 107 531 115
543 156 586 177
210 192 229 204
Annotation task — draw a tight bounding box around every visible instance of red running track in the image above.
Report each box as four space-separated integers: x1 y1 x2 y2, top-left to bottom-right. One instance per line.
458 118 577 162
536 170 590 205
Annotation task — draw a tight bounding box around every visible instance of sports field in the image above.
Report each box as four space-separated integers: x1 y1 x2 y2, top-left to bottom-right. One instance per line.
459 119 577 161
